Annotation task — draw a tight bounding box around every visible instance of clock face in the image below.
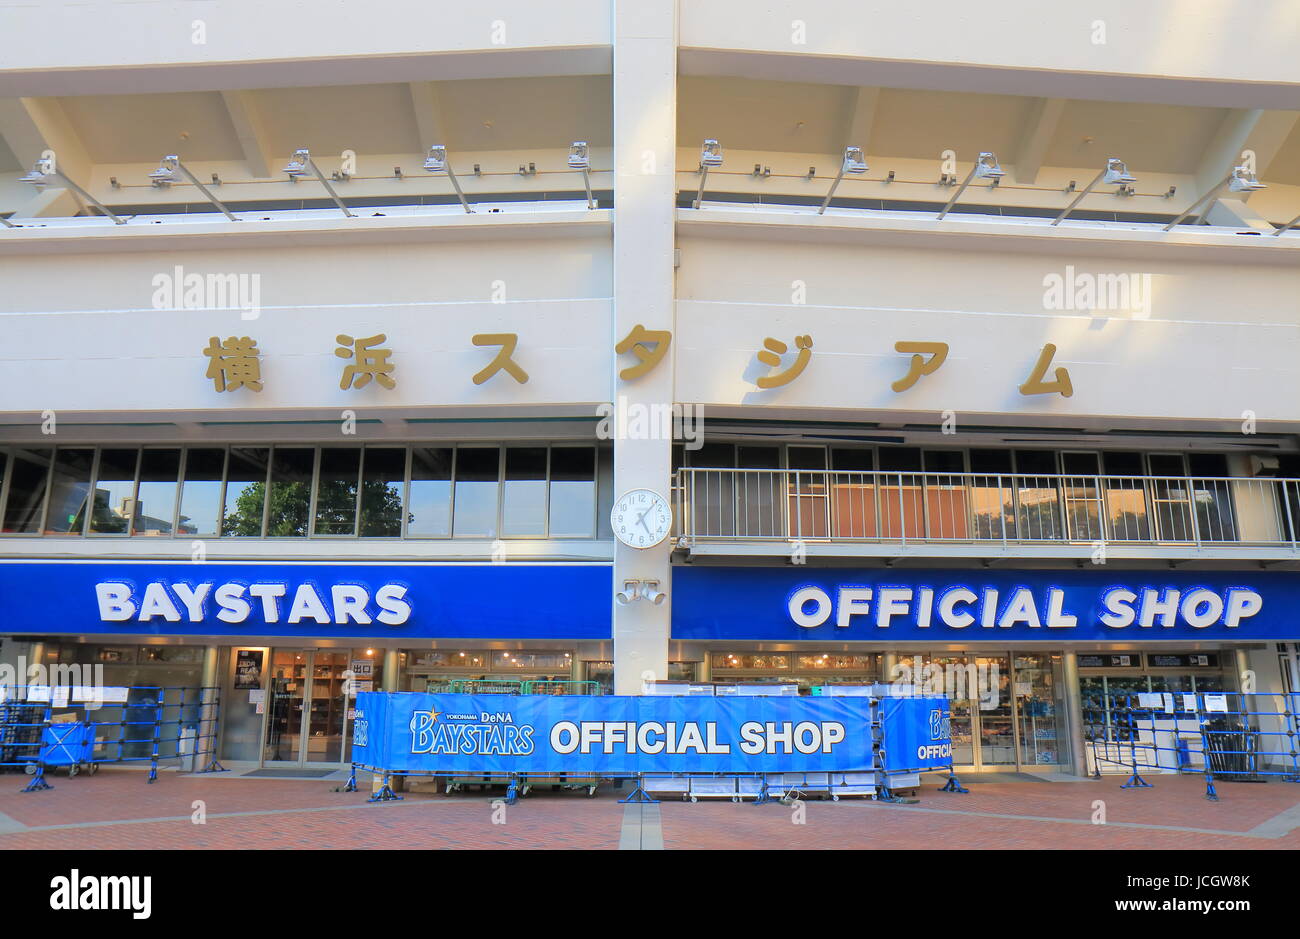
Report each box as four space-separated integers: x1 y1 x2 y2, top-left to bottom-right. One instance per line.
611 488 672 549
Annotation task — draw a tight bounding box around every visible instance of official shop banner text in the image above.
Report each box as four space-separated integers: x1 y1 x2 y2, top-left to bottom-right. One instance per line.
671 568 1300 642
350 692 926 775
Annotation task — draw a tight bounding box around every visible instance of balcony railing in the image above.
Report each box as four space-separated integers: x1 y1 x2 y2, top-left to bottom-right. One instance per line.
673 468 1300 551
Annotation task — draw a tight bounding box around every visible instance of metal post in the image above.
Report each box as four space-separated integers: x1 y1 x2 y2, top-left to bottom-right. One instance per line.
1270 210 1300 236
1062 652 1088 777
818 163 847 215
1050 167 1106 226
936 165 979 221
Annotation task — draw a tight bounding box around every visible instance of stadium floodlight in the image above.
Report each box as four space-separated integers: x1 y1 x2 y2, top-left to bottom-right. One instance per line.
1051 158 1136 226
569 141 596 209
422 145 473 214
936 152 1004 221
818 146 869 215
20 158 126 224
149 155 239 221
1163 164 1267 231
693 138 723 209
282 148 354 218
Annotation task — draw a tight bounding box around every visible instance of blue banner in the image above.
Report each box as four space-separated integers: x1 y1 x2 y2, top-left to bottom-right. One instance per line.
880 697 953 773
0 561 611 639
351 692 877 775
672 567 1300 642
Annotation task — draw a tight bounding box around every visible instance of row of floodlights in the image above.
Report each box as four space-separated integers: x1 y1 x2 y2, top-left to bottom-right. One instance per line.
3 143 597 227
3 141 1289 234
692 138 1279 232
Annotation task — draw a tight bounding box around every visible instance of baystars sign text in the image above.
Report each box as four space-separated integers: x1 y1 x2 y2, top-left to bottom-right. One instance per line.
94 580 411 627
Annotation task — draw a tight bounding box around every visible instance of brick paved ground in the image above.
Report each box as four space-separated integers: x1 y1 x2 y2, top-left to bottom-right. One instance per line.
1 767 1297 849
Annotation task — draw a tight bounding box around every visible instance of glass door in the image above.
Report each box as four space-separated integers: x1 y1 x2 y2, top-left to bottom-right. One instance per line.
1060 451 1103 541
974 655 1015 767
263 650 307 763
1012 654 1069 768
787 446 829 539
263 649 350 765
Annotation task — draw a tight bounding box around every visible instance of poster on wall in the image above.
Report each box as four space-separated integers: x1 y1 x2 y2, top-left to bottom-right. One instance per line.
234 650 264 690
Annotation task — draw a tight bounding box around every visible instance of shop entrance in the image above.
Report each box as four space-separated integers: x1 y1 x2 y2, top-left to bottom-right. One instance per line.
263 649 350 765
916 654 1068 771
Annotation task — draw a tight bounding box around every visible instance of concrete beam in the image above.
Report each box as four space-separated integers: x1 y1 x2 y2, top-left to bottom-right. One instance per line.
1191 109 1262 203
408 81 449 150
843 86 879 152
1244 110 1300 181
0 96 90 180
220 90 275 179
1011 97 1065 185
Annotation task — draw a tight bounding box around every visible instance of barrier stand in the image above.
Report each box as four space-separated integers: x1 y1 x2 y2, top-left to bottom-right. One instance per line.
939 771 969 793
2 694 54 792
368 772 403 803
618 774 659 804
344 763 359 792
1119 699 1154 790
21 701 55 793
195 686 227 774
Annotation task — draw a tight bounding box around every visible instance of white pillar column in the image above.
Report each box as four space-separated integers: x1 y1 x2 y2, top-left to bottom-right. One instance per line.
1062 652 1088 776
611 0 676 695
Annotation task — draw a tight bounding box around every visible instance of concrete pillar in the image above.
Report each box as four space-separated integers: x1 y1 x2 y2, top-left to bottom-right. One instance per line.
1234 648 1252 694
382 649 399 692
1062 652 1088 776
882 652 899 684
197 645 219 769
610 0 676 694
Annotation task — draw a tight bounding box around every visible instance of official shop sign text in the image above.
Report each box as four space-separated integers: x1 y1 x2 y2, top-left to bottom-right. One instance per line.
787 584 1261 633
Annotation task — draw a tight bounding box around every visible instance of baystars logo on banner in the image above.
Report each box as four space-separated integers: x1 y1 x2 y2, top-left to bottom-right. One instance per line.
409 708 536 756
94 580 412 627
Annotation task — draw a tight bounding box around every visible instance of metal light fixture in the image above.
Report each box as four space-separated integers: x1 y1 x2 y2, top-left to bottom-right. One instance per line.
282 148 354 218
936 152 1004 220
20 158 126 225
818 145 868 215
149 155 240 221
615 580 640 605
1228 166 1266 193
693 138 723 209
615 579 666 605
422 145 473 214
1163 164 1267 231
569 141 595 210
1051 158 1136 226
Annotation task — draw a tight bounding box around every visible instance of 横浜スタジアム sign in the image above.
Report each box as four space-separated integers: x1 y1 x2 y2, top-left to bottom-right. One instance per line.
671 568 1300 642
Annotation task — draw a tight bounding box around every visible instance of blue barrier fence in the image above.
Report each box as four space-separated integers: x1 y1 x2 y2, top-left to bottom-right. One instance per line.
1082 690 1300 801
346 689 965 805
0 685 225 792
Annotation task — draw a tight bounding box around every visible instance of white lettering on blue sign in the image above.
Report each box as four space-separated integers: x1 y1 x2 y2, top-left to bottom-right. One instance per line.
94 580 412 626
788 585 1262 632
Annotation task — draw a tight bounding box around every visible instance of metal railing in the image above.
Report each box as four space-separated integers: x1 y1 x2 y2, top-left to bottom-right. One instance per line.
673 468 1300 550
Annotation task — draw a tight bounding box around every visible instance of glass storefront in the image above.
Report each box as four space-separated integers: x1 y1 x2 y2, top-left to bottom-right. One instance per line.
709 651 881 693
406 648 576 693
705 648 1069 770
